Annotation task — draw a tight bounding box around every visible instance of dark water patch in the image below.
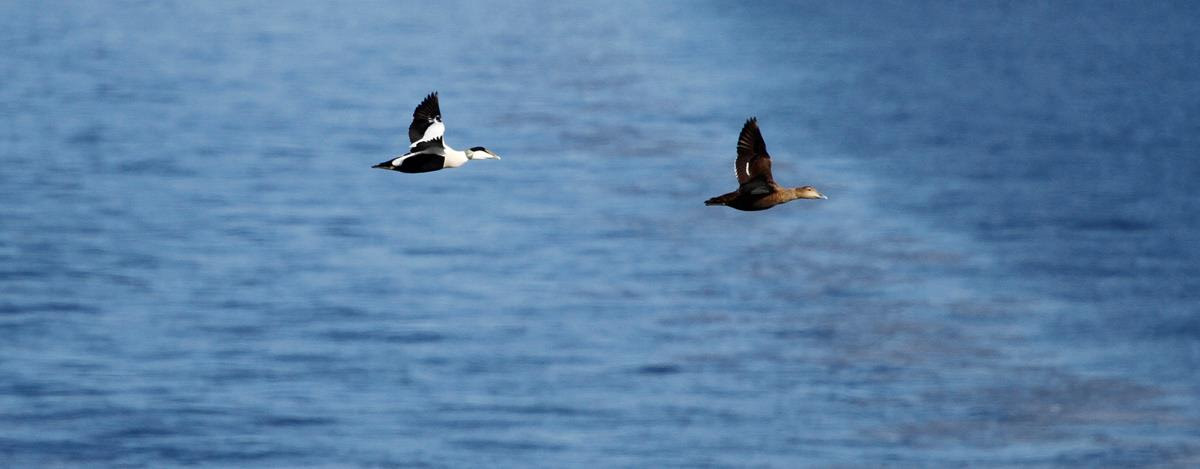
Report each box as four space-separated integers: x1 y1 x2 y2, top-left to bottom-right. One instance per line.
0 264 71 284
0 381 109 398
213 299 277 312
321 215 366 239
425 418 523 430
3 406 137 423
1050 442 1199 467
440 403 617 418
402 247 470 257
113 252 161 270
221 225 269 242
906 372 1169 445
0 437 116 464
449 438 568 453
104 273 153 290
114 158 195 177
770 327 836 341
315 304 370 318
1065 217 1154 233
0 301 99 315
1143 316 1200 340
65 125 104 145
143 445 313 465
198 324 266 337
657 312 734 327
193 144 227 158
255 415 338 427
269 352 338 364
161 405 238 418
96 424 188 440
1013 259 1133 278
321 329 446 344
204 367 283 385
636 363 682 375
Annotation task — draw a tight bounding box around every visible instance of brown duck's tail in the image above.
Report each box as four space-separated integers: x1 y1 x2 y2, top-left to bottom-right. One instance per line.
704 193 734 206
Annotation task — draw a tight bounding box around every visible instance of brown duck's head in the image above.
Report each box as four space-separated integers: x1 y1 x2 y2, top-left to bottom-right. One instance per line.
792 186 828 200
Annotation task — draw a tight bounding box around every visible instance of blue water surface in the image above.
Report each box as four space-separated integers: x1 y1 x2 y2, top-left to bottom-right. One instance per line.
2 1 1199 467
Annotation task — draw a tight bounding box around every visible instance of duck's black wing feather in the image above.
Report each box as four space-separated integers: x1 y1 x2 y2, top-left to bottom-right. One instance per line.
408 92 443 143
408 136 444 155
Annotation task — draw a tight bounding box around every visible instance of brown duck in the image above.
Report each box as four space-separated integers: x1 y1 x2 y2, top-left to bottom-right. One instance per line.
704 117 826 211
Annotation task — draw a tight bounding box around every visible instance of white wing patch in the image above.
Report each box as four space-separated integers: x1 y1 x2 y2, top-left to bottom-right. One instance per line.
411 122 445 149
744 162 751 178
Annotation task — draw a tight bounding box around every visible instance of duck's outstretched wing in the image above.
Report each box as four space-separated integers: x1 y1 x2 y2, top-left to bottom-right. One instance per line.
385 137 446 164
734 117 776 195
408 92 444 145
405 136 445 156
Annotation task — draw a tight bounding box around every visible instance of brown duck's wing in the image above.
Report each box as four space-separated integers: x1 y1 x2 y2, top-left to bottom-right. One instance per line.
408 92 443 144
734 117 774 186
734 117 775 194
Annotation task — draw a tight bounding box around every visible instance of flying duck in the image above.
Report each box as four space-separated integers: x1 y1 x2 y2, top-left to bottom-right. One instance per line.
372 92 500 173
704 117 826 211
